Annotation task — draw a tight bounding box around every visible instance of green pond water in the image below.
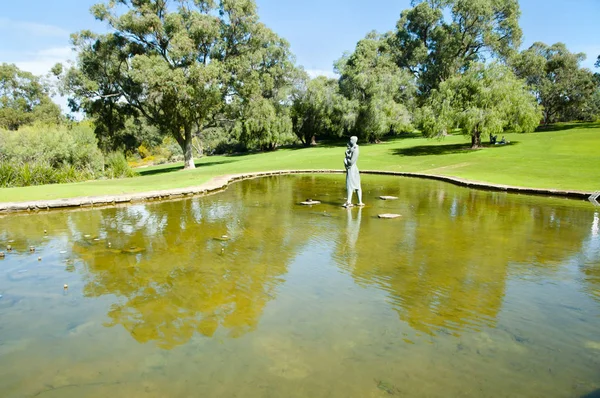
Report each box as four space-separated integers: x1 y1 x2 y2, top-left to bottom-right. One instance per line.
0 175 599 398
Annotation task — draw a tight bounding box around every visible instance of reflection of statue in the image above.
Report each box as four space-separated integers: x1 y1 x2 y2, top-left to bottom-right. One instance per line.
344 207 362 268
343 136 364 207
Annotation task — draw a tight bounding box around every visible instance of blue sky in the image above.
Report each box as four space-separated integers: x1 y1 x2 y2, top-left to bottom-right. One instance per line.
1 0 599 80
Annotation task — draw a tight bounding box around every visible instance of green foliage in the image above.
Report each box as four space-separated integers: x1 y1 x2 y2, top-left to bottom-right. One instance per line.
390 0 522 95
336 32 415 142
62 0 301 168
291 75 357 145
234 97 295 151
0 63 63 130
0 161 95 188
419 63 541 147
201 127 244 155
0 123 136 187
512 42 599 123
104 152 137 179
0 124 103 172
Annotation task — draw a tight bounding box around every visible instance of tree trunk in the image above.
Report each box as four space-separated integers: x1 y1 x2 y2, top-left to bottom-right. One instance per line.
183 126 195 169
310 135 317 146
175 126 196 170
471 128 482 149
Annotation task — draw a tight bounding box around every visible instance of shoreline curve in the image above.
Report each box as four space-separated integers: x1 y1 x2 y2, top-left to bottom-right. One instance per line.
0 169 594 214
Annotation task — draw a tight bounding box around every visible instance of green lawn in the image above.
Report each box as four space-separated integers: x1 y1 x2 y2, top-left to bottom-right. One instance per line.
2 122 599 203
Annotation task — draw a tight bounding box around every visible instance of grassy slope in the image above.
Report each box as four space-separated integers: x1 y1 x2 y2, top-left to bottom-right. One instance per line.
1 123 599 203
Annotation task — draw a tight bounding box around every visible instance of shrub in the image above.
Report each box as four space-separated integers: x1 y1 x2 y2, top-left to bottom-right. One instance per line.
0 161 95 188
0 124 103 172
138 144 152 159
0 123 135 187
0 162 17 187
104 152 137 179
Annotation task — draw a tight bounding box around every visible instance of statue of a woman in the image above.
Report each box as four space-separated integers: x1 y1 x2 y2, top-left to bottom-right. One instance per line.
343 136 364 207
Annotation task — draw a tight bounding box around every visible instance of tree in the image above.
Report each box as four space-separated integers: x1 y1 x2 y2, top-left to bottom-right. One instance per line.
336 32 415 142
0 63 62 130
390 0 522 96
52 35 143 152
512 42 597 124
70 0 294 169
225 22 301 151
419 63 541 148
291 75 357 146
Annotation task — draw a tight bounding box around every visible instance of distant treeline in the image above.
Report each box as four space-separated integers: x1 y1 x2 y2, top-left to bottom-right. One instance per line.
2 0 599 181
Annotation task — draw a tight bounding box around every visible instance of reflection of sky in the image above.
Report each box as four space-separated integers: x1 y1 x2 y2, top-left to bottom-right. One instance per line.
583 212 599 261
450 197 458 219
122 205 166 235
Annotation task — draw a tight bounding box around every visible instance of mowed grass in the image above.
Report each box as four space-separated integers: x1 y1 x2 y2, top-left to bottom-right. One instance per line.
1 122 599 203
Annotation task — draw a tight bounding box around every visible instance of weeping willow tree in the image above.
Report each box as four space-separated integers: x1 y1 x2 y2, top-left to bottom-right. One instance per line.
419 63 541 148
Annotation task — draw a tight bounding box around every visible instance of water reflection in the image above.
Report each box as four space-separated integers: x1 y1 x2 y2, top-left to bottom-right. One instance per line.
2 175 600 397
338 207 362 270
334 183 597 337
77 179 317 348
579 212 600 302
0 178 317 349
1 176 599 346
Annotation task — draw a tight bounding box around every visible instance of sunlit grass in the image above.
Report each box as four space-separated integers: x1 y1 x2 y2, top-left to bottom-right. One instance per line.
1 122 599 202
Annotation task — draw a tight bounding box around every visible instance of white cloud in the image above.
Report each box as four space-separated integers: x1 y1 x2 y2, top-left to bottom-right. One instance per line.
13 46 75 76
305 69 339 79
8 46 76 114
0 17 69 37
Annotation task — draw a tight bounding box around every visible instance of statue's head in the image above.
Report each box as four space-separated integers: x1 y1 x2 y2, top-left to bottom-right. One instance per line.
350 136 358 146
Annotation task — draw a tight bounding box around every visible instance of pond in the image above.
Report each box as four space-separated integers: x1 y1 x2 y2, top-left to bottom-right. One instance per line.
0 174 599 398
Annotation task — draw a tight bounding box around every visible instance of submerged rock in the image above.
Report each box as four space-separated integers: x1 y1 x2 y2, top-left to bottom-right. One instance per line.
378 214 401 219
123 246 144 254
301 199 321 206
376 380 400 395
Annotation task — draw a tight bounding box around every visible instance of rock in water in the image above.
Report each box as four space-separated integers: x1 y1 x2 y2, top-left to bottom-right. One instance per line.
380 196 399 200
301 200 321 206
124 247 144 254
378 213 401 219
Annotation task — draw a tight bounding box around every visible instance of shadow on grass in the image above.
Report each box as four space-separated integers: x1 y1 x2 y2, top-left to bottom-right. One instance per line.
392 142 520 157
535 122 600 132
137 160 236 176
581 389 600 398
279 132 423 150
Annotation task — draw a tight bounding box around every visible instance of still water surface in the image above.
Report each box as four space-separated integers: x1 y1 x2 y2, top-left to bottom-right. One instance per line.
0 175 599 397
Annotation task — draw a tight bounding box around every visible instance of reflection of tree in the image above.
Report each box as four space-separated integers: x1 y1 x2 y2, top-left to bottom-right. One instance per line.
335 180 595 337
69 177 311 348
1 176 598 345
0 177 311 349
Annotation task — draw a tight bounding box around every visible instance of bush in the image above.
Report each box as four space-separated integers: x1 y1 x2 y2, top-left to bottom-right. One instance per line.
0 123 136 187
0 123 103 172
0 160 97 188
104 152 137 179
0 162 17 187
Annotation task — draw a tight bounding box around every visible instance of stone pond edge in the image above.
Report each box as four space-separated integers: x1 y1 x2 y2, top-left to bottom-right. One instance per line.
0 169 594 214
